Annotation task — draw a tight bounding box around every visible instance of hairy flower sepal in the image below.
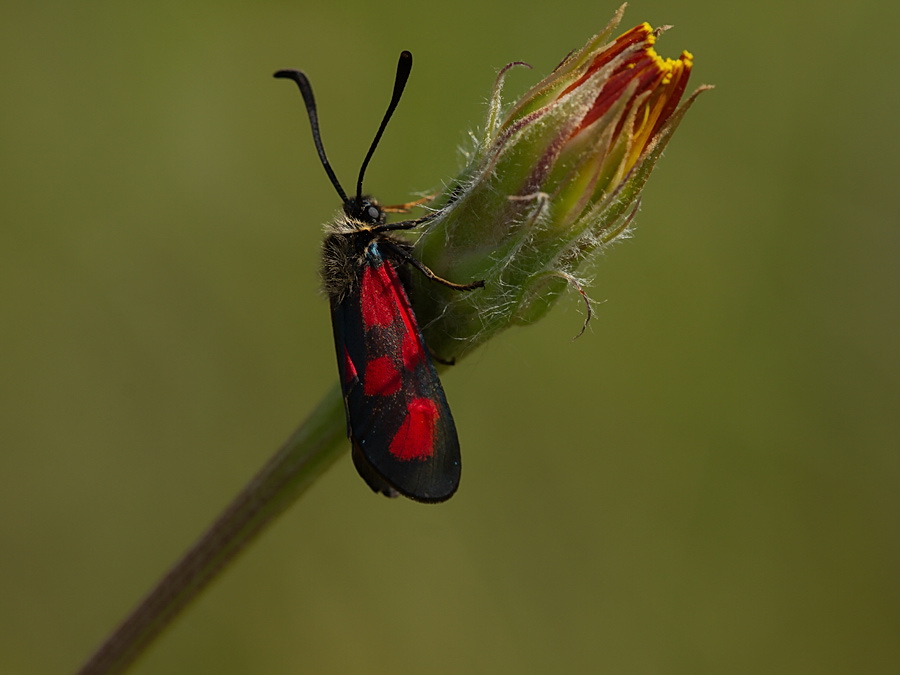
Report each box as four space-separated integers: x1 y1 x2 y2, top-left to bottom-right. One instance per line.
410 7 707 362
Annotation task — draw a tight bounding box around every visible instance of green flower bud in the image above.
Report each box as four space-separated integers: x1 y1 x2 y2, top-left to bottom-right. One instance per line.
410 7 708 361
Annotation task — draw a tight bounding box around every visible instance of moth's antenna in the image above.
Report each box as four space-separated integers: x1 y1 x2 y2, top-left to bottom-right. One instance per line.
355 51 413 202
274 68 350 204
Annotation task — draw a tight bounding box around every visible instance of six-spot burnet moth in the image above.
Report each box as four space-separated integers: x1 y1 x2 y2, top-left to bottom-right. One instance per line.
274 51 484 502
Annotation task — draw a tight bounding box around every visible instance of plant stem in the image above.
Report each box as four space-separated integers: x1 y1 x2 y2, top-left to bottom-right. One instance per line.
75 385 347 675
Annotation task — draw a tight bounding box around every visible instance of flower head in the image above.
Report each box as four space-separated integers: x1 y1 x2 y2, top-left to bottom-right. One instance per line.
410 6 709 361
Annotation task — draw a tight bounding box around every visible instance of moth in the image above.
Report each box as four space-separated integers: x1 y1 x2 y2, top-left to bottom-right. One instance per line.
275 51 482 502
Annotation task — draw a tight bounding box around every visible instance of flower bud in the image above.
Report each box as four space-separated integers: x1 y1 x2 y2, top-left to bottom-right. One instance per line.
411 6 709 361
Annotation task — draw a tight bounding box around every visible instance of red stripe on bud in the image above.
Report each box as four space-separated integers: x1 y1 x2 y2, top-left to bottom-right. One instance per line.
559 23 693 156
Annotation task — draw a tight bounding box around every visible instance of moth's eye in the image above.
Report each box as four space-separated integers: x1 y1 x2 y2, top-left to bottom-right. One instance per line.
367 205 380 221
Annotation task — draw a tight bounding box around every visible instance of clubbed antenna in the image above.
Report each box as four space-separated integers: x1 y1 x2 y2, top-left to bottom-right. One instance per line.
355 50 413 201
273 68 349 204
273 51 414 207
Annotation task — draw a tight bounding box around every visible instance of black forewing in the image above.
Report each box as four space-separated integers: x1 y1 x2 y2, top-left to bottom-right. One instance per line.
330 246 461 502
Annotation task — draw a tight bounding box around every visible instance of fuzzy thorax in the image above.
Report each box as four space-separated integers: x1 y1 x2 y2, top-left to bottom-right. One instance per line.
320 214 413 304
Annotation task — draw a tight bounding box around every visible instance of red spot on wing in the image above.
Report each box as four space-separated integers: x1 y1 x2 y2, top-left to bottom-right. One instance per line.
389 397 439 460
364 355 401 396
386 269 425 371
342 346 358 384
401 329 424 371
395 287 418 336
361 264 398 327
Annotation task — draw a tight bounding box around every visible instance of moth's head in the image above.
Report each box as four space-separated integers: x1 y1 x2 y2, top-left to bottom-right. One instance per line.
342 195 385 225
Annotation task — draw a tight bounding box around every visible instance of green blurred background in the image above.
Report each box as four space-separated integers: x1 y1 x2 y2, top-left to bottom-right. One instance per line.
3 0 898 673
